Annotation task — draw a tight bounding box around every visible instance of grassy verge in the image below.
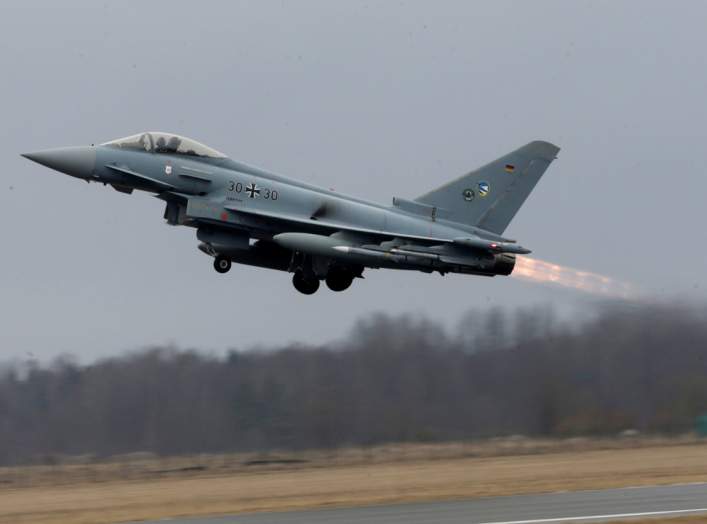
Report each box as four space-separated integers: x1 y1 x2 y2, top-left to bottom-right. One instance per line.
0 436 705 524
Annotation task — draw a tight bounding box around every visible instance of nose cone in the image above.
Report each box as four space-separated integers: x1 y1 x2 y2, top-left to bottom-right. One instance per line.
22 146 96 179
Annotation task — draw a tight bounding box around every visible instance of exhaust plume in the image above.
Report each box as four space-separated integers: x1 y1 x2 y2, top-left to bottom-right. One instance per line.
512 256 637 299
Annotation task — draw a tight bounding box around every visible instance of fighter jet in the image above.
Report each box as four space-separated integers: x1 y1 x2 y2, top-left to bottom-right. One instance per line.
22 133 559 294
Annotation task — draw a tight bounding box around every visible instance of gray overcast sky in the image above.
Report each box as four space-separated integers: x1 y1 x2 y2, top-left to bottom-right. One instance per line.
1 1 705 361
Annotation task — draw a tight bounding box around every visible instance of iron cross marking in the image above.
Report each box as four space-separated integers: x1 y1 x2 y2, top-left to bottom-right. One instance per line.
245 183 260 199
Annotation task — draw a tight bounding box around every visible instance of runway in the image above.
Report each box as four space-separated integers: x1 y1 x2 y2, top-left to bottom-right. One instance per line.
142 482 707 524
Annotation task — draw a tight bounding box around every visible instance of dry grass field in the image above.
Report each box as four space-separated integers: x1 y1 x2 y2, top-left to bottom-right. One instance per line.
0 436 706 524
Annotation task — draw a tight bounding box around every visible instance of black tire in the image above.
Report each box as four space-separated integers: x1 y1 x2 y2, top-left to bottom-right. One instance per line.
213 255 232 274
292 271 320 295
325 271 353 292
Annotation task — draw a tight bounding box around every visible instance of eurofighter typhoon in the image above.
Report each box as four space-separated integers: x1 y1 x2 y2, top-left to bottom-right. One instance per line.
22 133 559 294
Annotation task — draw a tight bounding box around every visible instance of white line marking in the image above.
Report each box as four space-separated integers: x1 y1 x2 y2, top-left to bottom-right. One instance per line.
479 507 707 524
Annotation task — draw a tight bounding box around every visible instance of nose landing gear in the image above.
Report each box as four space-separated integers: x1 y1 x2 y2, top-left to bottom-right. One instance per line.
213 255 232 274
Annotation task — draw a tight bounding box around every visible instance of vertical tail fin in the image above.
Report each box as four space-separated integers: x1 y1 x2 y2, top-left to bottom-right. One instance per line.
415 141 560 234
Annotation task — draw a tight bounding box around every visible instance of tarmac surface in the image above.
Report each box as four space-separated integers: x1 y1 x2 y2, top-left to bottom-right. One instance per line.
140 482 707 524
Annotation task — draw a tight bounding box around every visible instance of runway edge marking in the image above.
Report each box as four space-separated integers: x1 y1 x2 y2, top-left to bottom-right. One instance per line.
479 507 707 524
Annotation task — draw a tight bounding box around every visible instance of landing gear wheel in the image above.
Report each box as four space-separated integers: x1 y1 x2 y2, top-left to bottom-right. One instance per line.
325 271 353 292
292 271 320 295
213 255 232 274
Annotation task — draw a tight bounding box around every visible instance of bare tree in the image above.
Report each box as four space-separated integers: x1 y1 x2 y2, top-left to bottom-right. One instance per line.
0 301 705 465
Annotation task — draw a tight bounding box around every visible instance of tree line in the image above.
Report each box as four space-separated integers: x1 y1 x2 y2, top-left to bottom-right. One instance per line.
0 301 706 465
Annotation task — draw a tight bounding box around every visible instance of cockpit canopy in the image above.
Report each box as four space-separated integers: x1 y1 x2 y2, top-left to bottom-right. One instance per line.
102 132 226 159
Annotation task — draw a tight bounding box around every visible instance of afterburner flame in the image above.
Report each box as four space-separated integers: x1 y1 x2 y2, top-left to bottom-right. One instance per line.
512 257 636 299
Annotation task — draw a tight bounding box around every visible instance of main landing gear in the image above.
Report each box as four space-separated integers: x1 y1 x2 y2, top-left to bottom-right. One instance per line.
291 268 356 295
210 250 359 295
325 269 353 292
292 270 320 295
213 255 232 274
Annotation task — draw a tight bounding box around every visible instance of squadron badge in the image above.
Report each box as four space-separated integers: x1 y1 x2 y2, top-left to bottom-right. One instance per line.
478 181 490 197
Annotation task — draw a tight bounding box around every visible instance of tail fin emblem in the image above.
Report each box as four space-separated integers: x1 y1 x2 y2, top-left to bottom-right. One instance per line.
478 181 490 197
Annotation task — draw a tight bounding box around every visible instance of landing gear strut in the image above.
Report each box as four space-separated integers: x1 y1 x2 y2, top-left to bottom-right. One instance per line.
213 255 232 274
292 270 320 295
